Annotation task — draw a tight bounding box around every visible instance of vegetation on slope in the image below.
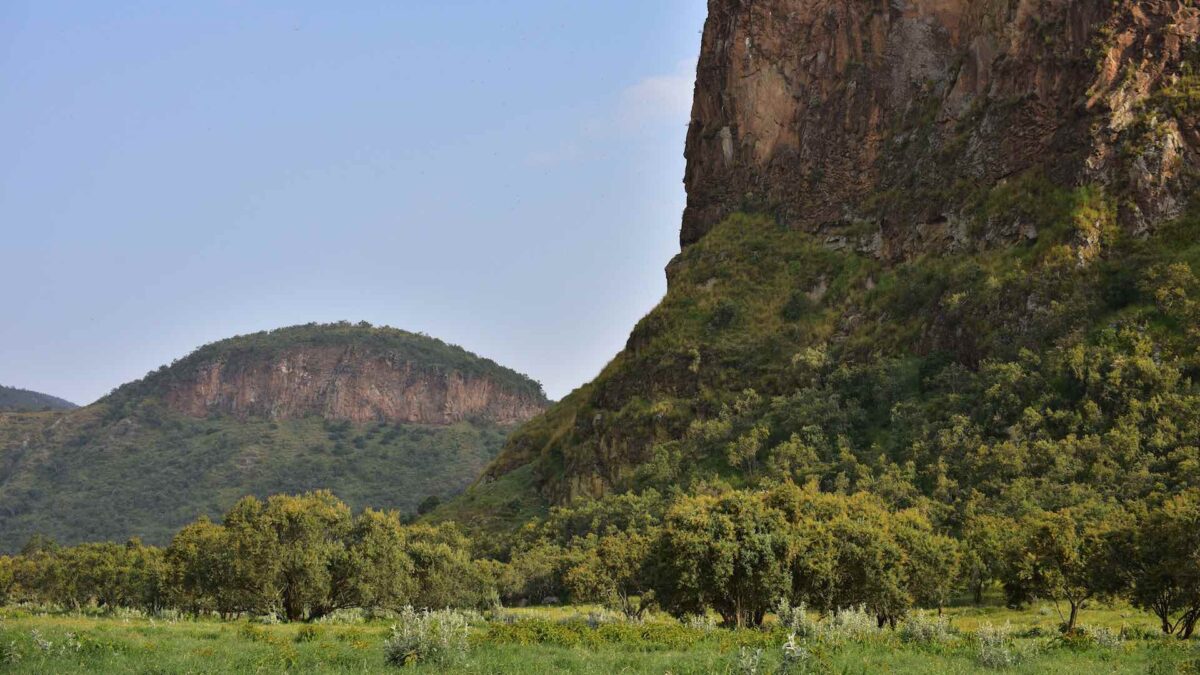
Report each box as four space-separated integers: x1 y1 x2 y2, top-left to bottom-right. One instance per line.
0 406 509 551
461 179 1200 531
0 386 76 413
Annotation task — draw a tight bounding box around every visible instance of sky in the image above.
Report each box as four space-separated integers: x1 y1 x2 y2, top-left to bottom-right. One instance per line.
0 1 708 405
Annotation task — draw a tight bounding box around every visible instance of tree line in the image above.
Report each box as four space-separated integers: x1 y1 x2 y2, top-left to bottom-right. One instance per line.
2 485 1196 638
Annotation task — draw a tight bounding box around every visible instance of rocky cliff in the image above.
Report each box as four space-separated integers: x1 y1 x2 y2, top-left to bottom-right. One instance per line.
446 0 1200 532
682 0 1199 258
130 324 548 426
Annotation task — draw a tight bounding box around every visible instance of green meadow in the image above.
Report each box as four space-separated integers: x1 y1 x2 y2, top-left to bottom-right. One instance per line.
0 602 1196 674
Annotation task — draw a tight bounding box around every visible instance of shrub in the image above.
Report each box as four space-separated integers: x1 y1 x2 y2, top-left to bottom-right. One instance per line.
774 599 820 641
822 606 878 643
735 646 764 675
1088 626 1123 648
899 612 954 646
684 613 718 632
779 633 817 674
383 607 470 668
294 625 321 643
975 622 1021 669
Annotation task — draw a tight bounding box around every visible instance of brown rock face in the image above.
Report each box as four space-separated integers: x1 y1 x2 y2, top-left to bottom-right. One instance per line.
682 0 1200 257
161 345 546 426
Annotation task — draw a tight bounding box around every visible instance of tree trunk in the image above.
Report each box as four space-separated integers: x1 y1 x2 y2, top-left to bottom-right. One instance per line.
1066 602 1079 634
1180 610 1198 640
973 583 984 606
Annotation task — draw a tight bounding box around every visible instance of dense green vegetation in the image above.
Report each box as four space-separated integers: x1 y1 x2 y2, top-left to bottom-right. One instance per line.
0 408 509 551
453 190 1200 540
0 386 76 413
2 488 1197 646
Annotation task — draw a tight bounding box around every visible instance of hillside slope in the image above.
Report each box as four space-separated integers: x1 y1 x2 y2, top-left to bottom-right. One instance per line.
440 0 1200 535
0 386 76 412
0 323 548 551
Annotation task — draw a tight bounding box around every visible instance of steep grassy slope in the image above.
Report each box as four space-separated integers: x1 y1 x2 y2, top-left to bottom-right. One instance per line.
0 386 76 412
442 193 1200 537
0 324 547 551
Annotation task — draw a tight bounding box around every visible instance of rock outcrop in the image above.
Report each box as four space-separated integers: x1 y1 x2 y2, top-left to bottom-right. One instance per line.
681 0 1200 258
130 324 550 426
161 344 546 426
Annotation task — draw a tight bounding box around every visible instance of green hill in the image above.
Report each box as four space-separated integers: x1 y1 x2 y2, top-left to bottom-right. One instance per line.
0 385 77 412
436 1 1200 544
0 323 548 552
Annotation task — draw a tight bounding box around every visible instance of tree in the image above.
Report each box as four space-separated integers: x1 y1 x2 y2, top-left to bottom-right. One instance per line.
961 513 1016 605
893 511 960 615
260 491 353 621
1012 504 1128 633
322 508 415 618
166 517 238 616
656 490 792 627
563 528 658 619
1118 491 1200 637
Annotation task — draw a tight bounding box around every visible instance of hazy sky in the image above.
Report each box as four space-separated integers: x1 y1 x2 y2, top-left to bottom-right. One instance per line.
0 1 708 405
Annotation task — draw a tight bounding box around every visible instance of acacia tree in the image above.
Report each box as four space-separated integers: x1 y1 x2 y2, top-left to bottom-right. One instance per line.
960 513 1016 605
656 490 793 628
319 508 414 619
166 517 238 616
563 528 658 619
894 511 960 615
1012 504 1128 633
1119 491 1200 637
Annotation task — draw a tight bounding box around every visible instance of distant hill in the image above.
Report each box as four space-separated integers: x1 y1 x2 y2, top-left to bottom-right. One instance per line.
0 385 77 412
0 323 548 551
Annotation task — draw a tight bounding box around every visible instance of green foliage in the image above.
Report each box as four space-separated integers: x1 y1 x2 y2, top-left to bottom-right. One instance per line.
383 607 471 668
8 492 492 622
1116 490 1200 637
0 386 76 412
655 490 793 628
0 410 513 551
1006 503 1130 633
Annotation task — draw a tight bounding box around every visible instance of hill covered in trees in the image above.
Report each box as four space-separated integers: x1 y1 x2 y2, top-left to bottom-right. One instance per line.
0 323 548 551
437 0 1200 581
0 385 76 413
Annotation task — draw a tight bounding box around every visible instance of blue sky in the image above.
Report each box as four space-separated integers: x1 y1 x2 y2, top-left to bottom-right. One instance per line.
0 1 708 404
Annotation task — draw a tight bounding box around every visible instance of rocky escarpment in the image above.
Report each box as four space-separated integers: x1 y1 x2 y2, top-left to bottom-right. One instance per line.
682 0 1200 258
162 345 545 426
128 324 548 426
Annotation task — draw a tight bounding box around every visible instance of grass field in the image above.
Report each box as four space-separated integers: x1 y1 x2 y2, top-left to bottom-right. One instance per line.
0 602 1196 673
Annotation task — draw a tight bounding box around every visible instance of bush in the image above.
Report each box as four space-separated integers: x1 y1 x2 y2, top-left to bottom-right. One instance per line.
899 612 955 646
735 646 764 675
383 607 470 668
975 622 1021 669
294 625 321 643
774 600 821 641
822 606 878 643
1087 626 1124 648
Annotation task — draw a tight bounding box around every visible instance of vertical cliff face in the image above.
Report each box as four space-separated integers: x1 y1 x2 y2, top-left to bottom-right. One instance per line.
122 324 550 426
682 0 1199 257
161 345 547 426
